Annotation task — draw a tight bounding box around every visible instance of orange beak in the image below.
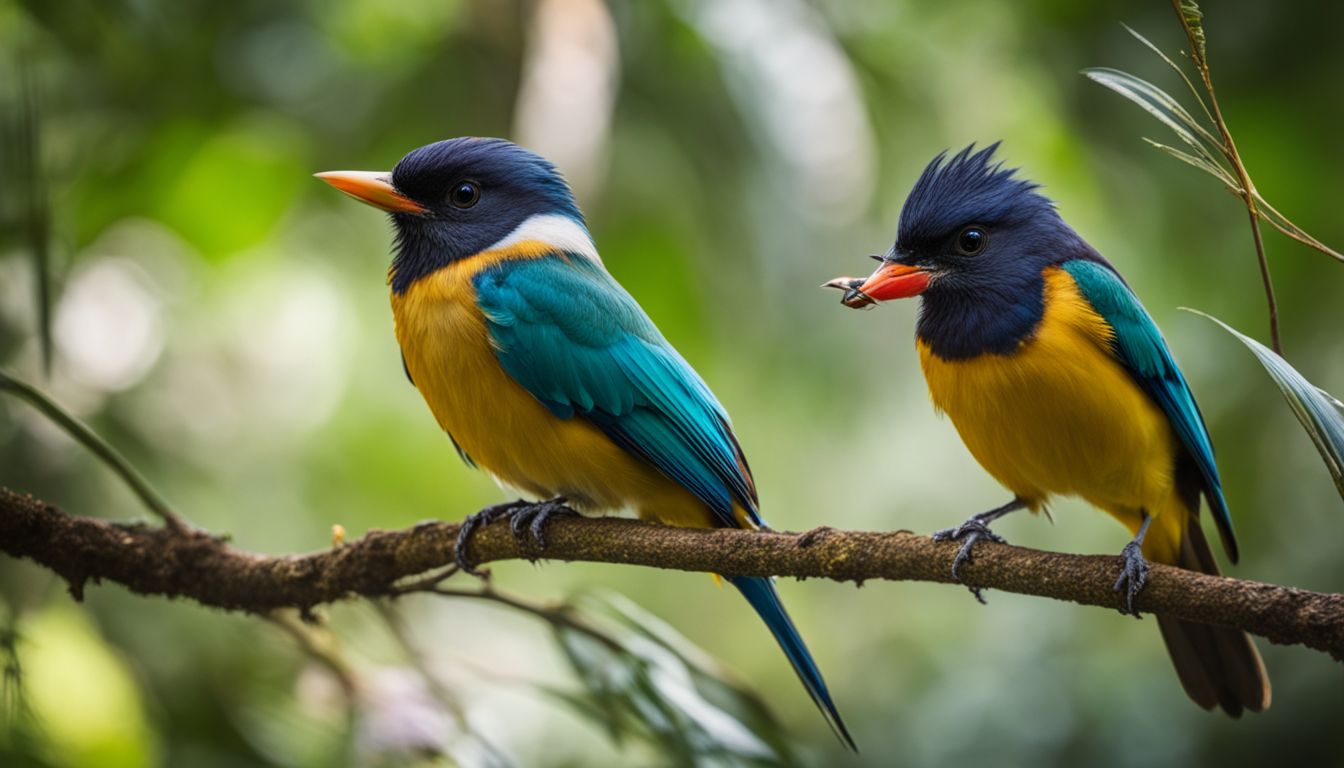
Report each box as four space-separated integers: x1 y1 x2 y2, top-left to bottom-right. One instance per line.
314 170 427 214
824 262 931 308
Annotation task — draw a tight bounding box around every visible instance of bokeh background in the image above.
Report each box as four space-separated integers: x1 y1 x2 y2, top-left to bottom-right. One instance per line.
2 0 1343 765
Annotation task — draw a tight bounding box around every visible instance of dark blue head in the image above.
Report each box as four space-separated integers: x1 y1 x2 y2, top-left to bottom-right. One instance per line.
318 138 586 293
830 144 1101 358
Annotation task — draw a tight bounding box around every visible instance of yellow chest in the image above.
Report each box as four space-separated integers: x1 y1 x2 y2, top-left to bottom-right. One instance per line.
388 251 713 526
389 255 518 461
918 268 1177 512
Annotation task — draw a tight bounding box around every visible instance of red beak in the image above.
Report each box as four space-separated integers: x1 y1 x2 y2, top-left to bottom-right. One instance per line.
314 170 427 214
824 262 931 308
858 261 930 301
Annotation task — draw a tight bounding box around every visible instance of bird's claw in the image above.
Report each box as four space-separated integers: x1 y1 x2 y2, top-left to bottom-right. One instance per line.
507 497 575 550
1113 540 1149 617
454 500 525 577
454 498 574 577
932 519 1007 604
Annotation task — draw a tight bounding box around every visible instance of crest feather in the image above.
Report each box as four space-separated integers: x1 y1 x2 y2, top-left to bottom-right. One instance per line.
898 143 1050 245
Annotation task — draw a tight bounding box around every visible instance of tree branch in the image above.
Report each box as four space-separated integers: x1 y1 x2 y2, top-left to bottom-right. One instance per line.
0 373 187 530
3 486 1342 662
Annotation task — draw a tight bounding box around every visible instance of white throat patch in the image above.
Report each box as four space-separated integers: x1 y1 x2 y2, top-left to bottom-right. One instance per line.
488 213 602 265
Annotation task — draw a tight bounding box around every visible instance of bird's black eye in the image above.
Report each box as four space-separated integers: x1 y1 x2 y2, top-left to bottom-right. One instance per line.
448 180 480 209
955 226 987 256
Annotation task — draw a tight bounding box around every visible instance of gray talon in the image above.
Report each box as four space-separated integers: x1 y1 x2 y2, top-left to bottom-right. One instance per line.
1113 540 1150 617
933 519 1007 580
931 498 1026 604
455 498 571 576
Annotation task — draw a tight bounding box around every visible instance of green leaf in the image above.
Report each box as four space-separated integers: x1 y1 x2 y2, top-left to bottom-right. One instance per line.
552 625 632 744
548 591 798 766
1140 138 1238 189
1187 310 1344 502
590 591 798 762
1120 23 1216 128
1081 67 1216 156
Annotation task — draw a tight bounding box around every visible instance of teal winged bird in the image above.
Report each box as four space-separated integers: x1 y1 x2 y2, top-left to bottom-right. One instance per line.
828 144 1270 716
318 137 854 748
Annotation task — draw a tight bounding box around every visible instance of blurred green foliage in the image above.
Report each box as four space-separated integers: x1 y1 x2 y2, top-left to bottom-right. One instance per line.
3 0 1344 765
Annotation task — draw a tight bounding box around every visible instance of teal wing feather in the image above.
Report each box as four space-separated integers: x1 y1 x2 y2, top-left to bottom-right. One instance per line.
1062 259 1237 562
475 253 853 747
472 254 759 528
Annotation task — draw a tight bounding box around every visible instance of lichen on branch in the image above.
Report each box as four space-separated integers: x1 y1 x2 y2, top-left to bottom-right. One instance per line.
2 487 1342 662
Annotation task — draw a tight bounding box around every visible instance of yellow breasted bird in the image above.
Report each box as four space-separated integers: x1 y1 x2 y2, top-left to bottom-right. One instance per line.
318 138 854 747
826 144 1270 716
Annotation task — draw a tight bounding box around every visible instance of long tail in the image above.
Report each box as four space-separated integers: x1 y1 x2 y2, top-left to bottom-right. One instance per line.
728 575 856 750
1155 514 1271 717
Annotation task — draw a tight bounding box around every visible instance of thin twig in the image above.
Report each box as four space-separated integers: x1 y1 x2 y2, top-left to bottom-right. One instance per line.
0 371 187 530
1254 195 1344 263
1123 24 1218 131
374 596 530 765
386 564 461 595
373 601 470 724
1169 0 1283 355
266 611 359 698
419 584 625 652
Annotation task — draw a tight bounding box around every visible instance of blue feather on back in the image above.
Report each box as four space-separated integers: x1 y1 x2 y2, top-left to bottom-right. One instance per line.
473 254 760 528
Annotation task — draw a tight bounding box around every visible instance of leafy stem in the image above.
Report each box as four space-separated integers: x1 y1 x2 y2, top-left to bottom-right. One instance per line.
1089 4 1344 357
1168 0 1280 354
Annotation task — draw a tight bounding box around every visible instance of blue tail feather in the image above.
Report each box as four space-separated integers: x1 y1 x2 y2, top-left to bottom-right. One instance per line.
728 576 856 751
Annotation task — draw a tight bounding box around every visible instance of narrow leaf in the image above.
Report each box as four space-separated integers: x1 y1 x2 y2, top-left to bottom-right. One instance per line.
1187 310 1344 501
1140 138 1238 189
1252 193 1344 264
1121 23 1217 128
552 591 795 764
1082 68 1216 155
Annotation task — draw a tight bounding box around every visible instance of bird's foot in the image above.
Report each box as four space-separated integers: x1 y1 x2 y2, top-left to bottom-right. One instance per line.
455 500 529 577
454 498 574 577
1113 540 1149 617
508 497 575 551
932 518 1007 605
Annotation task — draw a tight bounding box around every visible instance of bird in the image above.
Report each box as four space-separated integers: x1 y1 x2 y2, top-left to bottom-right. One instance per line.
824 144 1270 716
317 137 854 748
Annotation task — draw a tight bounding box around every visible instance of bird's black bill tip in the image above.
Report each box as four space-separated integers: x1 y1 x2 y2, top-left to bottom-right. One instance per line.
822 276 876 309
